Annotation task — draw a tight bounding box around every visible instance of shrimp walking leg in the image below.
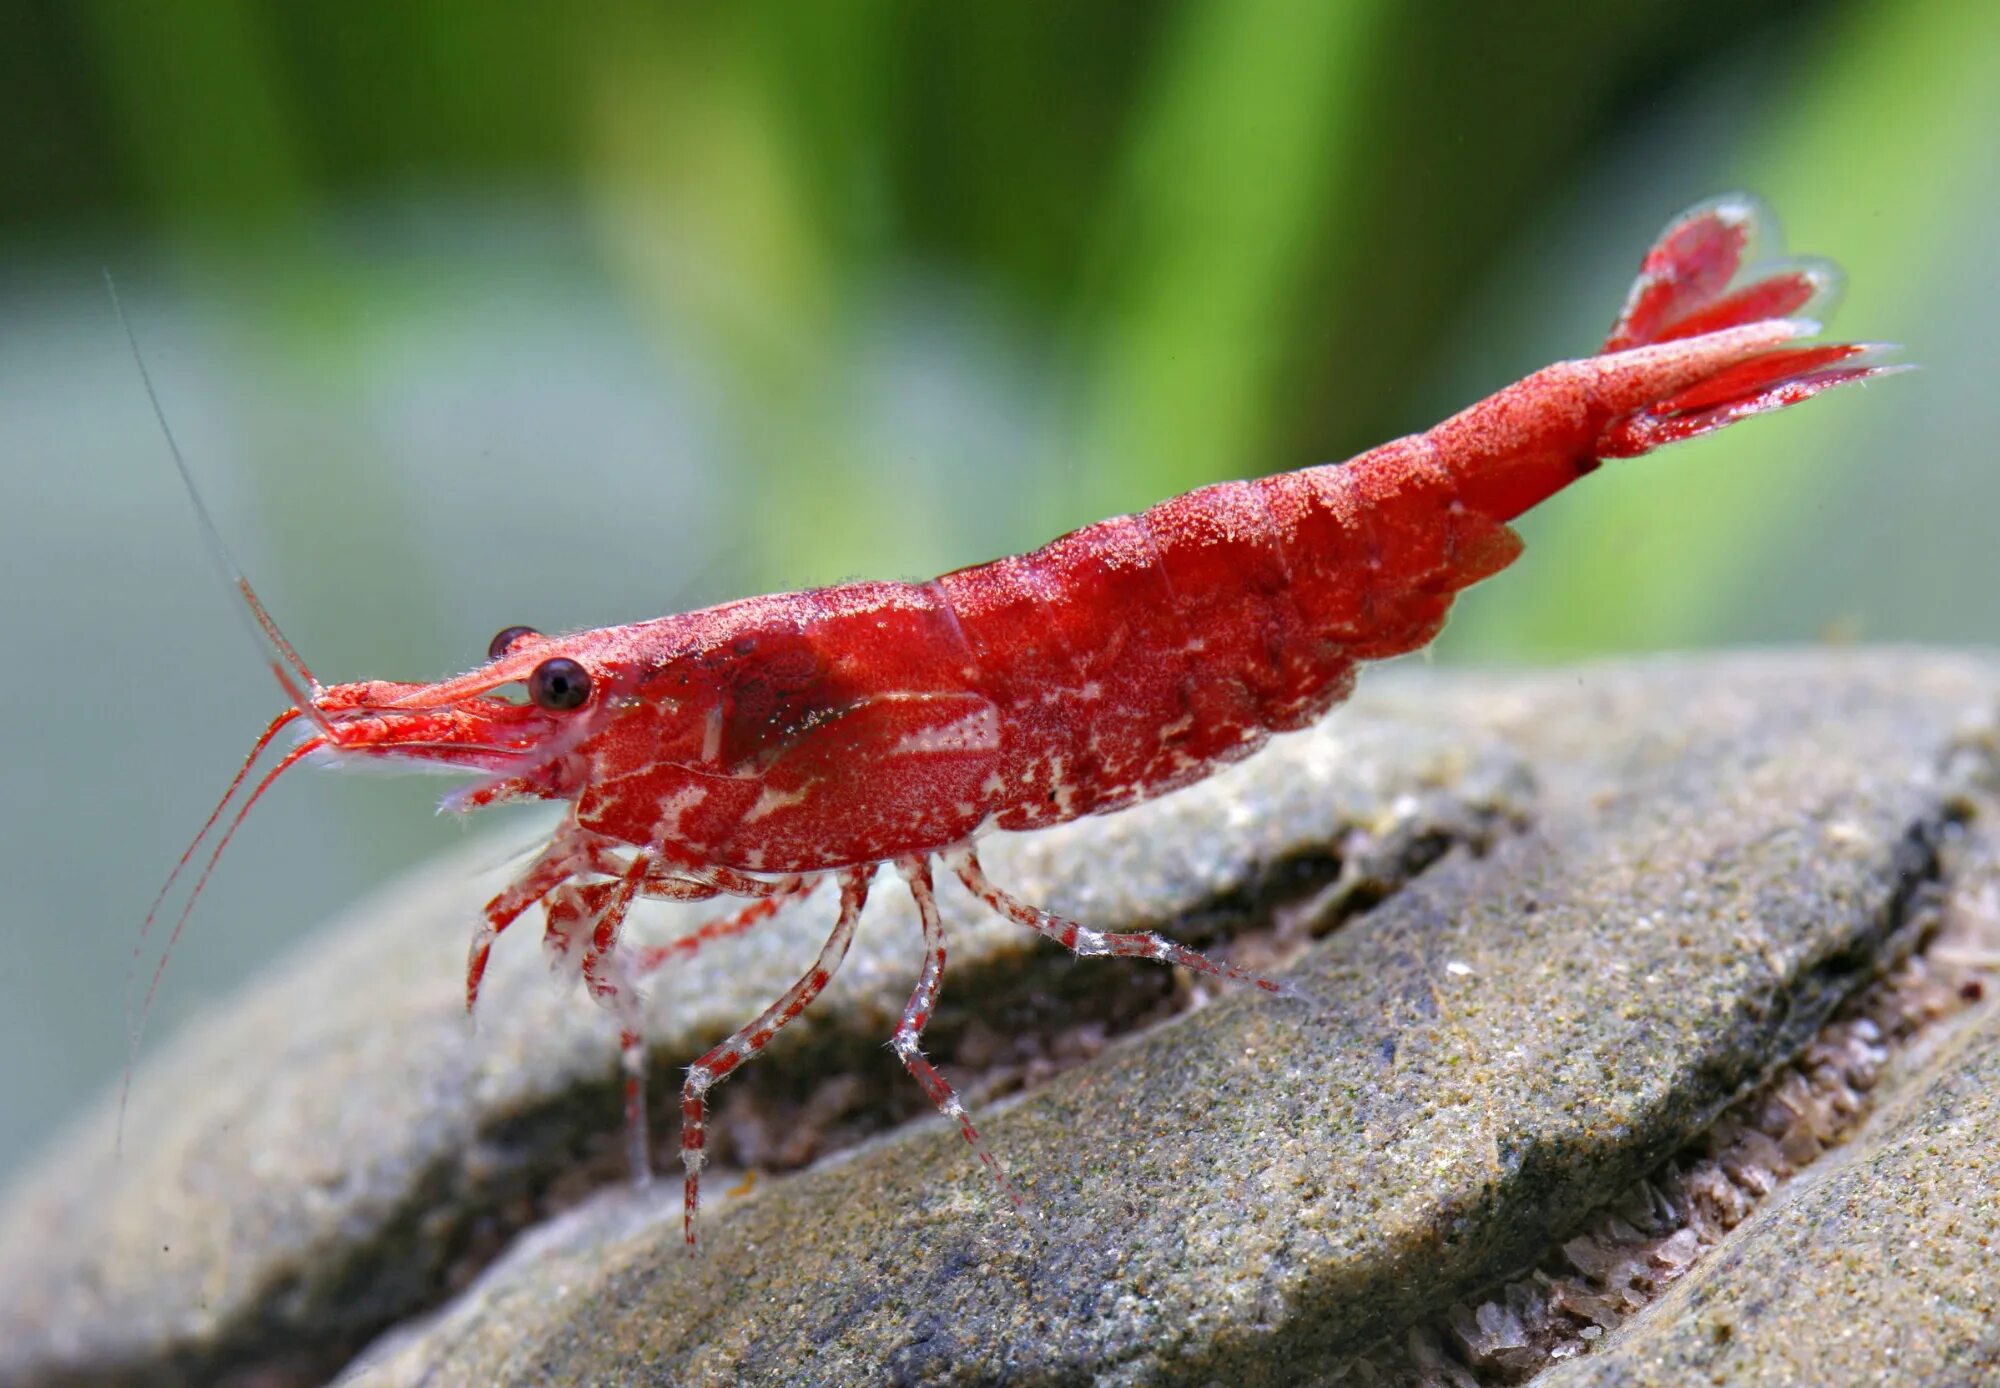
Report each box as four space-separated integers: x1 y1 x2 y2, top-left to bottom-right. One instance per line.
527 855 752 1182
468 842 600 1013
679 865 874 1249
573 858 658 1182
534 858 820 1185
946 848 1284 994
629 881 817 978
893 858 1026 1216
570 864 809 1182
694 864 814 898
530 878 665 1177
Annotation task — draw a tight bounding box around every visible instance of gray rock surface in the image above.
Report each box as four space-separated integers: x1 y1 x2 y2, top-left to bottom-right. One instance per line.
1541 1001 2000 1387
3 652 1997 1387
1531 815 2000 1388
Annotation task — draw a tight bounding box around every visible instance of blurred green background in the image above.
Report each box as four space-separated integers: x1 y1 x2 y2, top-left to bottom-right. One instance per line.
3 1 1997 1184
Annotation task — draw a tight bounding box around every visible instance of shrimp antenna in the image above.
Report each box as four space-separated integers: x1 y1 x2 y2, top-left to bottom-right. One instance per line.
103 270 330 729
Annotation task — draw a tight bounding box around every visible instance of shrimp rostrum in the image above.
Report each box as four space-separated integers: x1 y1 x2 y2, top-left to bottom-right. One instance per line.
157 195 1897 1249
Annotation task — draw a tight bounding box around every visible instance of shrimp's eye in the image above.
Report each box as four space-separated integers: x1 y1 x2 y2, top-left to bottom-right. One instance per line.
488 625 540 661
529 657 592 711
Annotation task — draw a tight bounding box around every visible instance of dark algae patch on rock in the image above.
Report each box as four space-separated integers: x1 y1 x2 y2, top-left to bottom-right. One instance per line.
4 653 1999 1386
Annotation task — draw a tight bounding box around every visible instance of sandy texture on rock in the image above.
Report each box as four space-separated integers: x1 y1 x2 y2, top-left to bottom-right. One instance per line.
1539 960 2000 1386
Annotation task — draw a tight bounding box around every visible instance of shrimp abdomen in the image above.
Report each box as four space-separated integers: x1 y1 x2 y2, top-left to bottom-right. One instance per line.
944 196 1894 832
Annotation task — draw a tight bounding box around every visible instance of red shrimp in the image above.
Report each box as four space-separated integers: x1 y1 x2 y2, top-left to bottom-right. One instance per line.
148 193 1897 1250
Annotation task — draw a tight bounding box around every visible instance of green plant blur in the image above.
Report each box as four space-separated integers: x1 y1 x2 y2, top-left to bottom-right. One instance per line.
14 0 1995 648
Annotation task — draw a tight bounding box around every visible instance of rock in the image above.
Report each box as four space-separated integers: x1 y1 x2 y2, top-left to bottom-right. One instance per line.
1533 823 2000 1388
1540 1001 2000 1387
2 652 1997 1387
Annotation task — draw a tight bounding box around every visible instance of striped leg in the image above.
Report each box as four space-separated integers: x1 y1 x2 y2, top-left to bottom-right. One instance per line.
680 865 874 1251
592 874 817 1181
577 856 731 1014
533 879 664 1177
573 856 659 1185
467 830 663 1012
468 840 598 1015
893 857 1027 1217
628 878 817 978
556 860 725 1186
541 879 620 979
946 847 1285 994
694 864 813 899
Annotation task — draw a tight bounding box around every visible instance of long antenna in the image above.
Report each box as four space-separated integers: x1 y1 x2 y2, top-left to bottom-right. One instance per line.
103 270 328 717
107 272 336 1153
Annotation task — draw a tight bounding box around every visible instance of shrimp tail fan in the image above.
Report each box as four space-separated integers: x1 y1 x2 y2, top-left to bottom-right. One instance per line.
1594 193 1905 457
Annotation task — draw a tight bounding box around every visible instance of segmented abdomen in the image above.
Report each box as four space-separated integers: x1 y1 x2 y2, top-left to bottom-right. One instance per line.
937 436 1524 832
